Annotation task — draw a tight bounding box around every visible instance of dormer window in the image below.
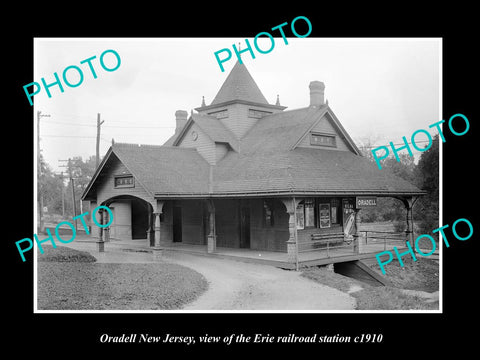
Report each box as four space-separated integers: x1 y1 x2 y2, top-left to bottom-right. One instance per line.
208 109 229 119
248 109 272 119
310 132 336 147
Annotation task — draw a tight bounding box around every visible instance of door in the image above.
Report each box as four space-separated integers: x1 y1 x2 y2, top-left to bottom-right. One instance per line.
239 206 250 248
131 199 148 239
173 206 182 243
202 208 209 245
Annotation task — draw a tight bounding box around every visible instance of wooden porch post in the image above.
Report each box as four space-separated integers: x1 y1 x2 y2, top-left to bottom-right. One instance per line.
96 207 104 252
90 201 97 238
353 208 360 254
146 205 154 247
281 198 301 270
404 197 415 249
206 199 216 253
153 200 165 249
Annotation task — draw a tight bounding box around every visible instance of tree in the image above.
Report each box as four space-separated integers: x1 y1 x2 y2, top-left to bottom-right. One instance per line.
356 135 381 162
382 153 416 184
357 137 417 224
38 155 97 220
38 154 64 216
63 156 97 217
413 134 439 238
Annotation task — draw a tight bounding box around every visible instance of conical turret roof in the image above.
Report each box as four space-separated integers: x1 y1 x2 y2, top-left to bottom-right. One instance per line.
211 61 269 105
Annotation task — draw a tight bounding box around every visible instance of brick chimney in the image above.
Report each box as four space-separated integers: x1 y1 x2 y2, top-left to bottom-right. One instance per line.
309 81 325 108
175 110 188 133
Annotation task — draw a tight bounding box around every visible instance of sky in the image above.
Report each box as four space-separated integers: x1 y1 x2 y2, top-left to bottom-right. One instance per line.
34 38 441 173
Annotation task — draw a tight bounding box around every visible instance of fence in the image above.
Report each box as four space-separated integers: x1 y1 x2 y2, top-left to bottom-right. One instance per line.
297 232 355 257
360 230 407 251
296 230 407 257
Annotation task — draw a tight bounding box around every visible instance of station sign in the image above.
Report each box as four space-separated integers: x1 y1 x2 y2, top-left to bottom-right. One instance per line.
356 196 377 208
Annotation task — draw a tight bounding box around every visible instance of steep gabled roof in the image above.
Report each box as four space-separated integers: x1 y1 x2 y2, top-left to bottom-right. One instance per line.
83 62 424 200
291 107 362 155
211 61 269 106
82 143 211 200
172 113 239 151
238 106 321 154
237 104 361 156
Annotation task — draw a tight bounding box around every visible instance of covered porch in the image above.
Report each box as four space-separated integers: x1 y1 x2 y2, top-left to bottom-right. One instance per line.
100 236 411 270
91 193 422 270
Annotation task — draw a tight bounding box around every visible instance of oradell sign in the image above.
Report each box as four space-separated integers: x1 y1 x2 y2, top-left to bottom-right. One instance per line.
356 196 377 208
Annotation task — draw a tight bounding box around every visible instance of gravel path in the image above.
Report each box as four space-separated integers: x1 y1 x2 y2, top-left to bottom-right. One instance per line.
163 252 355 311
54 242 355 311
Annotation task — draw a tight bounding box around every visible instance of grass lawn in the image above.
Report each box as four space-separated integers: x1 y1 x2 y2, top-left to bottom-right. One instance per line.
37 246 208 310
302 257 439 310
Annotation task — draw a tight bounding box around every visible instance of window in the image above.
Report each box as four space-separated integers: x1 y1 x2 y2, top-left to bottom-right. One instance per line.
263 200 274 227
331 198 339 224
305 198 315 227
248 109 272 119
295 202 305 230
319 203 331 228
208 109 228 119
114 175 134 188
310 133 336 147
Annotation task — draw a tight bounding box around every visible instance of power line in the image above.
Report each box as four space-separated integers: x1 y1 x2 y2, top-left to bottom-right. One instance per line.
42 119 174 129
42 134 98 138
104 124 174 129
359 140 432 149
41 135 113 144
44 112 159 125
44 120 96 127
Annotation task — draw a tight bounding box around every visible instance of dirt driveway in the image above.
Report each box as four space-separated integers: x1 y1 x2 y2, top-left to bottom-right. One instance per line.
54 241 355 311
163 252 355 311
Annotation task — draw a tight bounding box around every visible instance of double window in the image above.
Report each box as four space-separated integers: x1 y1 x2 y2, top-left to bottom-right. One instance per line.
310 132 336 148
248 109 272 119
208 109 229 119
114 175 134 188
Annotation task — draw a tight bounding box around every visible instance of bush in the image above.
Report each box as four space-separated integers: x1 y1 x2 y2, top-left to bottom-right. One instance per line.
393 221 405 233
360 209 378 222
38 245 97 263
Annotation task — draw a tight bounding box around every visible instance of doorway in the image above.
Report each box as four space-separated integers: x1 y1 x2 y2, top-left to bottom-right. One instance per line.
202 208 209 245
131 199 149 239
173 206 182 243
239 206 250 248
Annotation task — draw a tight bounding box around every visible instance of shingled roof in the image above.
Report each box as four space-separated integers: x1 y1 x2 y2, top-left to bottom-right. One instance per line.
173 113 239 151
83 140 424 199
83 61 424 200
211 61 270 106
82 143 211 200
212 148 424 196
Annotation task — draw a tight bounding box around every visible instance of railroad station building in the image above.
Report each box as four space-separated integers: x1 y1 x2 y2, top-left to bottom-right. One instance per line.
81 61 424 265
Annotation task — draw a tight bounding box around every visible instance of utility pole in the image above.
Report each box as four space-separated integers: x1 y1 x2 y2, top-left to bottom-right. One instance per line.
37 111 50 233
70 163 77 231
96 113 104 169
59 158 77 231
60 171 65 217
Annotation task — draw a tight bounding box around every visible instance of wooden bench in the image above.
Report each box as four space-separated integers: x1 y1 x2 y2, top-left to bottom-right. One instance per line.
310 232 345 248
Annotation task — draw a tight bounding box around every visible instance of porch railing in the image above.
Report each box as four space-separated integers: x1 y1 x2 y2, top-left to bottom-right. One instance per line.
297 234 355 257
296 230 407 257
360 230 406 251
